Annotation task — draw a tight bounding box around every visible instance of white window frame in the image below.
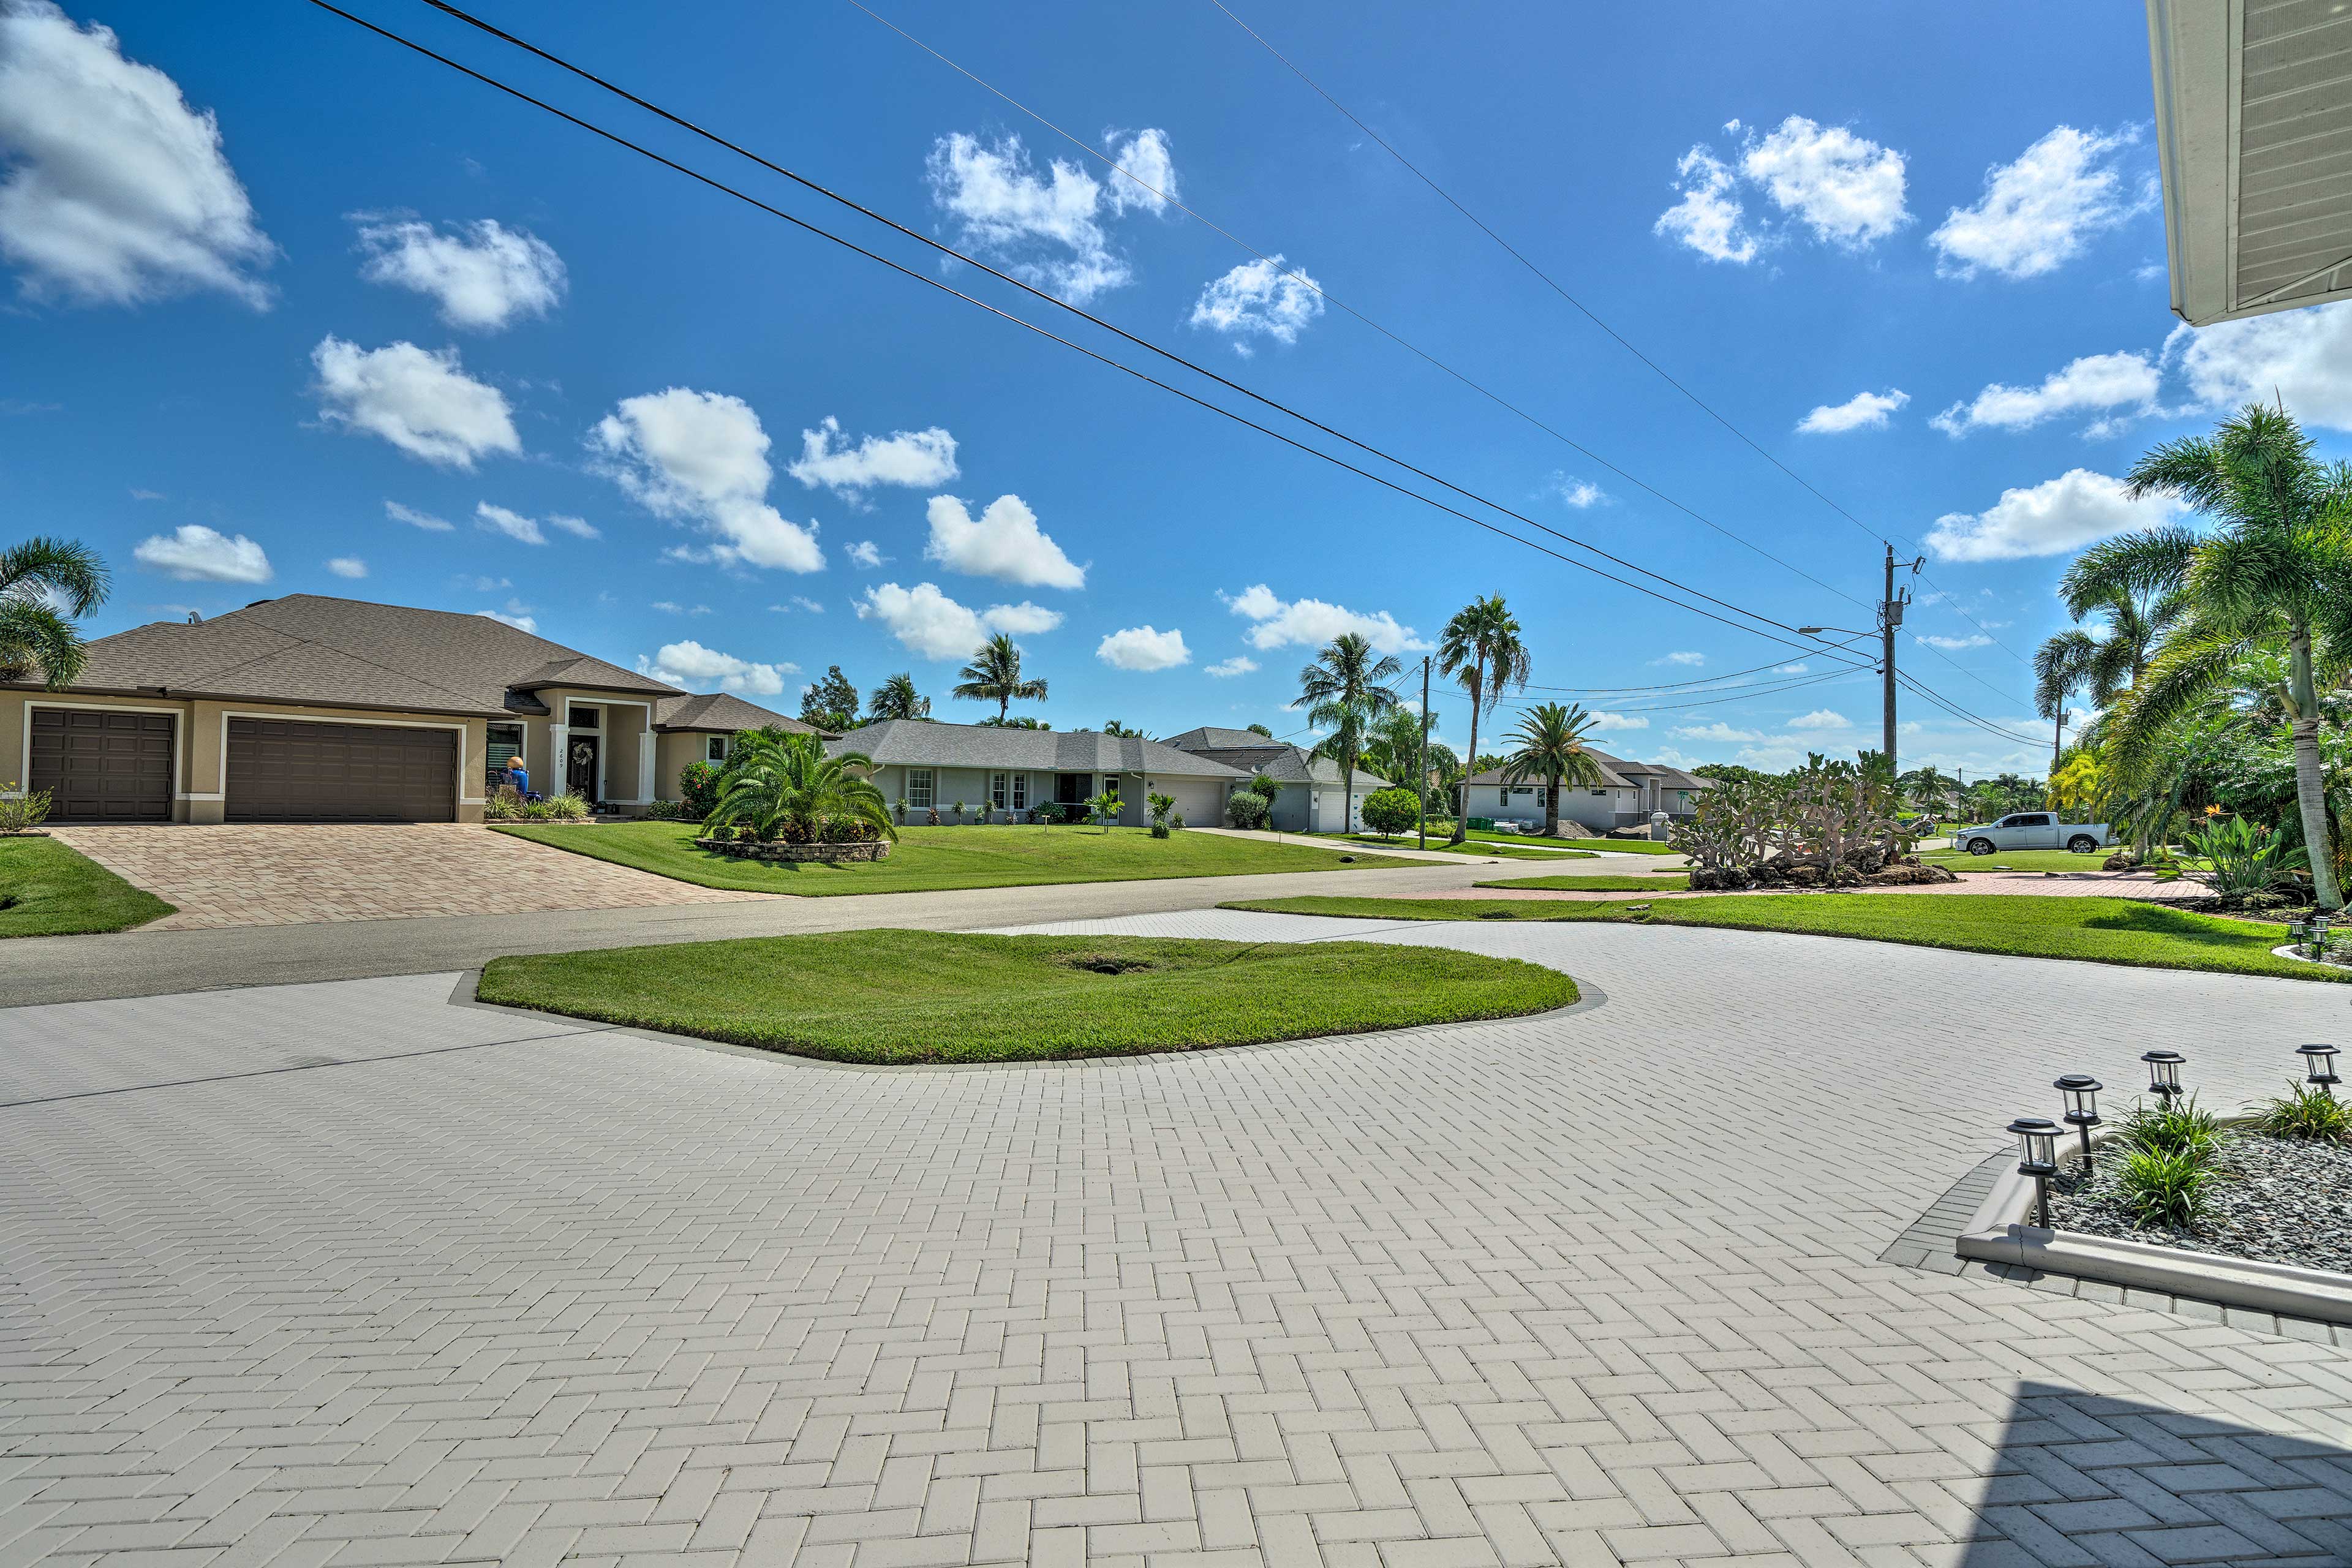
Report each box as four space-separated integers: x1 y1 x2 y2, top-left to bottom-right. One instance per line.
706 734 728 763
1011 771 1028 811
990 771 1008 810
906 767 935 809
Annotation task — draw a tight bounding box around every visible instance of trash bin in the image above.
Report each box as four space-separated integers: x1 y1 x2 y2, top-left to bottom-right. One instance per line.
1649 810 1670 843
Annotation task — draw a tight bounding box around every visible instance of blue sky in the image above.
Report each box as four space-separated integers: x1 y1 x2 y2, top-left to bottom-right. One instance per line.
7 1 2348 777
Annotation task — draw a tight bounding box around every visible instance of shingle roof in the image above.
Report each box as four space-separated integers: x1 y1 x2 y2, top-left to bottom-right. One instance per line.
652 692 812 733
29 595 680 717
1174 745 1386 790
1162 725 1281 750
1468 758 1637 788
831 719 1251 777
1466 749 1716 792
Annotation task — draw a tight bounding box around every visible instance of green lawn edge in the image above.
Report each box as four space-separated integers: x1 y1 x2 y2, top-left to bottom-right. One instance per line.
1216 891 2343 985
1332 834 1582 861
493 820 1415 896
1473 874 1692 892
476 929 1580 1064
0 834 176 937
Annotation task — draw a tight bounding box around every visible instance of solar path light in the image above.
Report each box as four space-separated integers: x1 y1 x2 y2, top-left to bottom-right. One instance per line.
2008 1117 2061 1229
2141 1049 2185 1106
2298 1042 2340 1097
2055 1074 2102 1172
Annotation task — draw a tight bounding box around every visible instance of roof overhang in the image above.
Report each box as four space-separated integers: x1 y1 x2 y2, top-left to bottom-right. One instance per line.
2148 0 2352 325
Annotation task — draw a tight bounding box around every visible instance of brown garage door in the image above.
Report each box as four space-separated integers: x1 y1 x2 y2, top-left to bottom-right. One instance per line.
226 718 456 823
28 709 175 823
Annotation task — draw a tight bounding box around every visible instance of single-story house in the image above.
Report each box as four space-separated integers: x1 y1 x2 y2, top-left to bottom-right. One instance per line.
829 719 1250 827
0 594 808 824
1463 749 1715 832
1159 726 1389 833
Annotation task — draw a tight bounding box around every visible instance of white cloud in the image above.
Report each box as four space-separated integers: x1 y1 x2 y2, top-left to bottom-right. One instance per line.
546 513 598 540
925 129 1170 303
1652 650 1706 667
767 595 823 614
589 387 823 572
1589 712 1650 731
1205 655 1258 678
1931 350 2158 436
2169 301 2352 432
1221 582 1429 654
1788 709 1852 730
325 556 366 579
1915 632 1991 651
1740 115 1908 249
923 494 1085 589
1101 127 1175 216
1926 468 2186 562
353 216 564 330
845 540 883 568
134 524 270 583
1189 255 1324 355
785 416 958 497
475 502 545 546
458 574 509 592
385 500 453 532
1798 388 1909 434
127 486 163 500
1545 472 1608 507
311 337 519 469
1775 662 1808 674
1096 624 1189 671
855 581 1062 660
1929 126 2149 281
1670 722 1763 744
1654 145 1757 264
636 639 794 696
0 1 274 307
477 607 536 633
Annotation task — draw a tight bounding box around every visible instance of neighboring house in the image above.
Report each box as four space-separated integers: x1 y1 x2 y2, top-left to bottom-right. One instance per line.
0 595 809 824
1463 749 1715 832
1159 726 1389 833
832 719 1249 827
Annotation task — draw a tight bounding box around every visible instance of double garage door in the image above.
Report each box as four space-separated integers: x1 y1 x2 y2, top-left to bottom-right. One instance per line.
225 718 455 823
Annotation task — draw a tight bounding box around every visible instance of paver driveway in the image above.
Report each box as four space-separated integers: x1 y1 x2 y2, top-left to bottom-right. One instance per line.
2 916 2348 1566
48 823 767 929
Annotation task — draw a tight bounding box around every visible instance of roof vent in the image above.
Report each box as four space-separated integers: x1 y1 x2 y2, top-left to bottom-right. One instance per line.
186 611 202 624
244 598 274 609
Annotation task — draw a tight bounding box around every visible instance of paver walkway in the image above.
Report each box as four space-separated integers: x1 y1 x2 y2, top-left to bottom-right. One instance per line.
49 823 768 929
2 916 2346 1565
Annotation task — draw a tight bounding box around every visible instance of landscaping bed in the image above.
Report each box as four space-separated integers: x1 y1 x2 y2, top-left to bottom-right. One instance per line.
476 929 1578 1064
2051 1131 2352 1275
692 835 890 862
0 834 176 937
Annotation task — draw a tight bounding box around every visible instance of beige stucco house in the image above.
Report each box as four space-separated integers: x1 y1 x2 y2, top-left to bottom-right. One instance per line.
0 595 808 824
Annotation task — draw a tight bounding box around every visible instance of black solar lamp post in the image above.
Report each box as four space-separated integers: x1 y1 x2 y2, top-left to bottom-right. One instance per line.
2055 1074 2102 1172
2141 1049 2186 1107
2008 1117 2060 1229
2297 1042 2340 1098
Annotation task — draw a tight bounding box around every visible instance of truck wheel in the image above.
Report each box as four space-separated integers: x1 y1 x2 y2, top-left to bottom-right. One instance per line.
1967 838 1996 856
2067 834 2098 854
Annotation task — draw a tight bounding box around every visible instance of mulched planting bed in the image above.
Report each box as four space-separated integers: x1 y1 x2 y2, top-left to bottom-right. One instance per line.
2049 1133 2352 1274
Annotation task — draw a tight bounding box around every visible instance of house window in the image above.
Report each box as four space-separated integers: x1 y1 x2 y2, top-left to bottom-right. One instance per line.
1012 772 1028 810
906 767 935 809
1054 772 1091 805
486 723 524 791
991 772 1028 811
1589 788 1608 797
568 706 599 729
706 735 728 763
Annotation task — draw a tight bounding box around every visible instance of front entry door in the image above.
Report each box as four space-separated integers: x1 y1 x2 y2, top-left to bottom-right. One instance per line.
567 734 600 800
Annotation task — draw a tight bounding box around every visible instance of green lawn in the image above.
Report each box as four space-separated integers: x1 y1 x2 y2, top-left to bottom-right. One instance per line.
1332 833 1583 860
1915 847 2127 874
1475 873 1692 892
1219 891 2340 984
1463 827 1677 854
0 835 176 937
477 929 1578 1064
495 821 1412 895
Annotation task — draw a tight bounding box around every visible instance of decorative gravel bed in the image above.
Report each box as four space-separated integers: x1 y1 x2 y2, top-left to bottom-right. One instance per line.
2049 1133 2352 1274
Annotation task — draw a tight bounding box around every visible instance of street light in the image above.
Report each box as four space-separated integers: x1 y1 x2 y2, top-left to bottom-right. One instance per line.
2297 1042 2341 1096
2055 1074 2103 1172
2008 1117 2061 1229
2142 1049 2186 1106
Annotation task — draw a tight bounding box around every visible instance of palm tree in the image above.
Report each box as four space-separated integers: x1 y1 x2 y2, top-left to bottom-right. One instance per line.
2067 402 2352 909
1498 702 1605 839
867 672 930 721
1436 596 1531 843
701 731 895 842
951 632 1047 723
1298 632 1403 831
2033 634 2090 775
1360 706 1457 802
1 537 110 688
1898 765 1955 817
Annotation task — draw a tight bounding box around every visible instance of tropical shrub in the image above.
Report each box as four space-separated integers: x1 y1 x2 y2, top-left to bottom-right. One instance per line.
1147 791 1176 839
894 797 908 825
638 798 689 821
546 793 590 821
679 761 722 819
950 800 966 824
1226 791 1270 831
2120 1097 2224 1163
1087 790 1120 832
521 799 556 821
1360 787 1419 837
978 799 994 825
701 732 894 843
482 785 523 822
1668 754 1907 889
926 807 940 826
0 785 53 834
2166 813 2309 905
2116 1147 2215 1229
1246 772 1282 803
2252 1082 2352 1141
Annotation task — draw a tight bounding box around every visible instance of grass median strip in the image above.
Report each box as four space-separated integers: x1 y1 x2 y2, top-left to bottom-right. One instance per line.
1472 874 1692 892
1332 834 1585 860
1218 892 2341 984
494 821 1413 896
477 929 1579 1064
0 835 176 938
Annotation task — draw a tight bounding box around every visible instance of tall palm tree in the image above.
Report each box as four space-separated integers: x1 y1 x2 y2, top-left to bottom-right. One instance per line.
1436 596 1531 843
951 633 1047 723
1898 765 1956 816
1360 705 1456 797
1 537 110 688
1298 632 1403 830
1498 702 1605 839
2067 402 2352 909
702 731 894 842
2033 634 2090 775
867 671 930 721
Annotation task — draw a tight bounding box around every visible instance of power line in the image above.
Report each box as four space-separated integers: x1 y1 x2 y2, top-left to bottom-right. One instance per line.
306 0 1843 668
837 0 1872 614
1525 642 1874 696
1893 671 2044 748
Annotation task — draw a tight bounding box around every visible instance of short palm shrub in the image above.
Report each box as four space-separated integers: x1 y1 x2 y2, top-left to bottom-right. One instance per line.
2252 1082 2352 1141
638 798 688 821
1226 791 1270 831
1359 787 1420 838
1087 790 1120 832
546 793 590 821
0 785 50 835
1147 791 1176 839
951 800 966 824
521 799 556 821
893 797 907 826
978 799 994 824
2116 1147 2216 1229
701 733 892 843
2119 1096 2223 1162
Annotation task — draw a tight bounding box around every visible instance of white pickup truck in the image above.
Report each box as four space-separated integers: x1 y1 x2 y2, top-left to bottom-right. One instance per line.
1952 813 2116 856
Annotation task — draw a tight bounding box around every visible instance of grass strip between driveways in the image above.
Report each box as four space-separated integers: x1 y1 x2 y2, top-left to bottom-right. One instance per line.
1330 834 1586 861
1475 874 1693 892
477 929 1579 1064
1217 892 2343 984
0 834 176 937
1913 848 2127 874
1462 829 1676 854
493 821 1412 896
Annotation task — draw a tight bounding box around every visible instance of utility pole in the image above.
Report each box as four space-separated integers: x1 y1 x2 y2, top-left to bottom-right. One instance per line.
1417 655 1431 851
1879 544 1921 778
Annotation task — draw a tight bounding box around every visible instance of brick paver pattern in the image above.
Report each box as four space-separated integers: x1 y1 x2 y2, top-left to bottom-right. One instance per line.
48 823 767 929
1 914 2348 1565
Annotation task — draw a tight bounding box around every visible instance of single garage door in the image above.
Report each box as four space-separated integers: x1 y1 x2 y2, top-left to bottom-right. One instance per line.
226 717 456 823
1158 775 1228 831
28 709 175 822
